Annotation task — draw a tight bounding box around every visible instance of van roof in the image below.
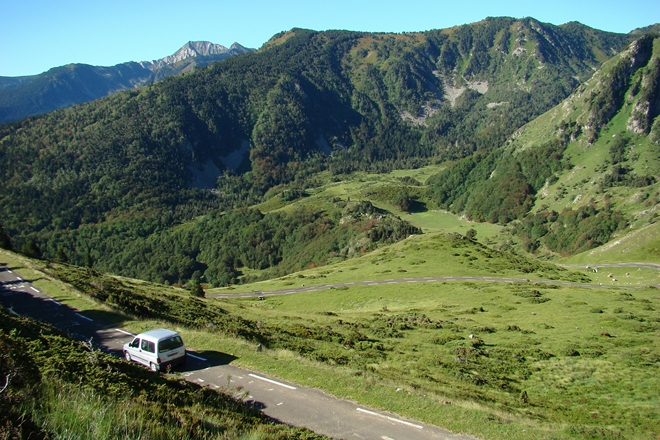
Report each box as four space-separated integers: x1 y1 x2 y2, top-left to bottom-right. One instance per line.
138 328 180 340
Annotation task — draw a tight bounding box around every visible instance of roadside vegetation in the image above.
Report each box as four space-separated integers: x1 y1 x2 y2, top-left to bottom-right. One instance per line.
0 307 323 439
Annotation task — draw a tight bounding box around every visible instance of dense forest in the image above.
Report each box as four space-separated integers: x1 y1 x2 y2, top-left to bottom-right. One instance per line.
0 18 639 284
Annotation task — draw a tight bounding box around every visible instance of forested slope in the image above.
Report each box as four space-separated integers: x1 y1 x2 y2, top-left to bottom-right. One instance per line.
0 18 636 284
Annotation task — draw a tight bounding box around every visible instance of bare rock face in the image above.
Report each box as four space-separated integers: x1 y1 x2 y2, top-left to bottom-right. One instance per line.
140 41 252 70
627 54 660 134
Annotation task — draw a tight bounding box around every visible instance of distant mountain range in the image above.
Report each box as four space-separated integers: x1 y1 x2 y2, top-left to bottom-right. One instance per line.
0 41 254 124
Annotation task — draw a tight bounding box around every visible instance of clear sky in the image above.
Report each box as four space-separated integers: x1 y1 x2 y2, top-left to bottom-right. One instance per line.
1 0 658 77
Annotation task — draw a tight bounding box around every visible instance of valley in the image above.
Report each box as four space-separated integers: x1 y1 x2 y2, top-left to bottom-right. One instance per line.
1 15 660 440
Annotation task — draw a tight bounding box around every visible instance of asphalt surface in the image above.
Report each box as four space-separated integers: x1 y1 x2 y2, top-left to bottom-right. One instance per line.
0 263 475 440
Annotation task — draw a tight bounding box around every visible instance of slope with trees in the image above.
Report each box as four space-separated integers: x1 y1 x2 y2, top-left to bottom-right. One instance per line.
0 18 639 284
426 34 660 256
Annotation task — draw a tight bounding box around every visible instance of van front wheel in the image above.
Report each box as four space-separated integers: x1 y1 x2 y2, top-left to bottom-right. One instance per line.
150 362 158 372
124 351 131 362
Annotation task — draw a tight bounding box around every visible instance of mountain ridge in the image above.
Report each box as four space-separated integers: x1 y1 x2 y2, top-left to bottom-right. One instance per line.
0 40 254 124
0 17 654 285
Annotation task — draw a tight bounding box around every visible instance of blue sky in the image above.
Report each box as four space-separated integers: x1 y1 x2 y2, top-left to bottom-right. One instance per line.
1 0 658 77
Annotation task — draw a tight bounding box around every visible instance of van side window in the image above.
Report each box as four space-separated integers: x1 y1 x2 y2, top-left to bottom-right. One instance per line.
141 339 155 353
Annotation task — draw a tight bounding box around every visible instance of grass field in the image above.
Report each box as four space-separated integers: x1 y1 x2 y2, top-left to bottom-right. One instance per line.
563 222 660 266
5 224 659 439
209 233 590 295
214 280 660 439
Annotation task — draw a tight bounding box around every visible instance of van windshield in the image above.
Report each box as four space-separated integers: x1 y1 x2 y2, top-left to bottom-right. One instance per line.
158 335 184 352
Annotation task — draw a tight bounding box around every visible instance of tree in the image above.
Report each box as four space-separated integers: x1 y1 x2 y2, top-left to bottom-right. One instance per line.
84 252 94 268
465 228 477 241
21 240 42 259
54 248 69 263
0 224 11 251
190 280 205 298
393 189 412 213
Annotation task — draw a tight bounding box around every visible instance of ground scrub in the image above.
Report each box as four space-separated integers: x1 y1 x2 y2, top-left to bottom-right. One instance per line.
0 309 324 439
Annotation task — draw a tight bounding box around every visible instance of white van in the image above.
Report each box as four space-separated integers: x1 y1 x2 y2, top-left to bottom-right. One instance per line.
123 328 187 372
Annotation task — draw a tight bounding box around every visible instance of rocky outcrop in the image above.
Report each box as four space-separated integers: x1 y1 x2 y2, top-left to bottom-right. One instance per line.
627 51 660 134
140 41 253 70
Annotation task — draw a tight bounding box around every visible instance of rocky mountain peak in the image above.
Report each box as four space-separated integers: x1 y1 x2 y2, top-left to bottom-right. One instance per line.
140 41 251 70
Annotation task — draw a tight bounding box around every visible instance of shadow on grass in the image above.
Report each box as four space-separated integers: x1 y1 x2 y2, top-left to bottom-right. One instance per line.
408 199 428 213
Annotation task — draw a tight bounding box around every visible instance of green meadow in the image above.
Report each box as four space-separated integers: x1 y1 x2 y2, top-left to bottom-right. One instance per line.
6 221 659 439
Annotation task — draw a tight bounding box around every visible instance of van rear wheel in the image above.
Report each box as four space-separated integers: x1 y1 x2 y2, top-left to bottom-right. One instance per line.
124 351 131 362
150 362 158 372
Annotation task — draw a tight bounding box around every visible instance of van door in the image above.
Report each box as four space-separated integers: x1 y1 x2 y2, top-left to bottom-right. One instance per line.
140 338 157 367
157 335 185 364
127 338 145 364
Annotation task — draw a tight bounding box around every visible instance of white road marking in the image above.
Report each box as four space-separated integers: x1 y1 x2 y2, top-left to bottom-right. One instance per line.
7 270 12 274
49 298 62 306
356 408 423 429
16 277 22 281
75 313 93 322
249 374 297 390
197 378 205 383
114 329 135 336
30 286 39 292
277 402 283 406
8 307 19 316
187 352 207 361
382 437 395 440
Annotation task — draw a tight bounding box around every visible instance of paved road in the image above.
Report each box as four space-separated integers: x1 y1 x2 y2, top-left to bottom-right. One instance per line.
208 265 660 299
0 263 474 440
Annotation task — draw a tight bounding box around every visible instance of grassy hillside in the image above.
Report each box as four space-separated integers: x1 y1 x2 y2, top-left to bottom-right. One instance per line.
2 237 659 439
562 221 660 264
0 308 323 439
423 35 660 259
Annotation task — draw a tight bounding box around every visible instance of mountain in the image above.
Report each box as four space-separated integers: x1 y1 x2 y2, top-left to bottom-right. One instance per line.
0 18 647 284
630 23 660 35
0 41 254 124
426 34 660 256
140 41 251 71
